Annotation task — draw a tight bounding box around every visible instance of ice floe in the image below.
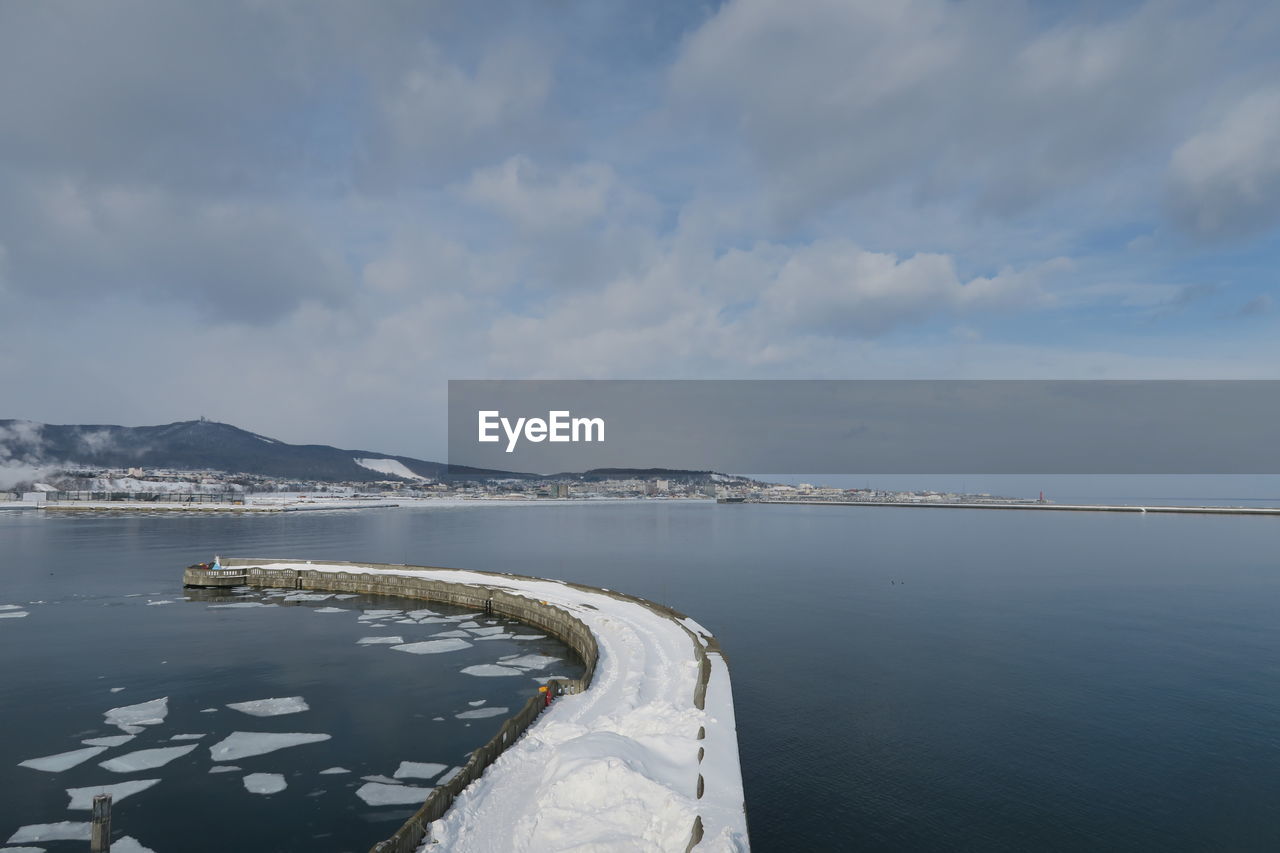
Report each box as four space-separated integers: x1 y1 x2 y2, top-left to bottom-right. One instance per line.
391 638 472 655
428 630 471 639
208 602 277 609
209 732 331 761
99 744 197 773
170 733 206 740
393 761 447 780
65 779 160 809
406 609 439 620
104 697 168 730
318 766 349 775
6 822 90 843
283 593 332 601
455 707 510 720
511 634 547 641
359 609 402 619
360 774 401 784
467 626 507 636
243 773 287 794
19 746 107 772
467 700 486 707
0 604 22 610
208 765 240 773
357 636 404 645
226 696 309 717
314 606 346 613
460 664 523 677
112 837 157 853
473 633 515 641
0 611 30 619
82 735 134 748
355 782 432 806
437 766 463 785
110 687 126 693
145 600 175 606
500 654 560 670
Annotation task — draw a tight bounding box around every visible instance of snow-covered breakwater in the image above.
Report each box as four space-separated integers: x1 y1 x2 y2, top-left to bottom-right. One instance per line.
212 558 750 852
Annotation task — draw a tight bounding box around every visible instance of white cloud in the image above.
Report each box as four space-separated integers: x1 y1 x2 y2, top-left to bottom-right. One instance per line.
1167 87 1280 238
670 0 1277 222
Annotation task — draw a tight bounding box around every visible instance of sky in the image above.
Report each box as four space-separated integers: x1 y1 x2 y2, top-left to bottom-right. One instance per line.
2 0 1279 460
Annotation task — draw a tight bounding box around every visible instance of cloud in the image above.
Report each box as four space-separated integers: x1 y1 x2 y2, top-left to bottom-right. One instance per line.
0 176 350 323
1167 88 1280 238
670 0 1278 222
462 156 646 232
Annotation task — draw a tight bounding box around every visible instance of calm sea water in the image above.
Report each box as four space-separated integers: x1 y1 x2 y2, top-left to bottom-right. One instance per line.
3 502 1279 851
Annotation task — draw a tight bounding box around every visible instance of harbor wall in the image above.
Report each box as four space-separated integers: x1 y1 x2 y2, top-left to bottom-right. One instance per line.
210 558 721 852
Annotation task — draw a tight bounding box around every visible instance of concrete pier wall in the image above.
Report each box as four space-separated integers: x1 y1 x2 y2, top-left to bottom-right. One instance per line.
204 559 631 851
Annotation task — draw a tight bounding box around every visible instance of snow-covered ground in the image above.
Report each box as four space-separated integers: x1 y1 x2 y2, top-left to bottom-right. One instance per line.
249 561 749 852
353 457 424 479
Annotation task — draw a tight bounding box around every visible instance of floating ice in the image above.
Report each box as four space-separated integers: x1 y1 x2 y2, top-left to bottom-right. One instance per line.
467 626 507 636
455 707 510 720
332 594 359 599
6 821 90 843
118 725 145 734
110 687 126 693
112 837 157 853
429 630 471 639
208 602 277 609
209 732 331 761
416 617 450 624
145 600 174 606
208 765 240 773
468 700 486 707
243 773 287 794
0 604 22 610
226 696 309 717
19 746 107 772
104 697 168 730
437 766 463 785
391 638 472 655
359 609 402 619
99 744 197 773
3 847 46 852
66 778 160 809
456 621 481 629
0 611 29 619
474 633 515 641
501 654 560 671
318 766 349 775
355 782 432 806
200 708 218 713
82 735 134 748
360 774 401 784
394 618 417 624
393 761 447 780
460 664 523 677
170 733 206 741
314 607 346 613
512 634 547 640
283 593 332 601
357 636 404 645
406 609 438 620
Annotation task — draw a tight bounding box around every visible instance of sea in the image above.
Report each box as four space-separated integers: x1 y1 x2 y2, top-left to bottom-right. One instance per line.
2 500 1278 851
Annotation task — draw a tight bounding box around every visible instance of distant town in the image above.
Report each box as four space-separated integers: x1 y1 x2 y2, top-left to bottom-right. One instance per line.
1 463 1029 509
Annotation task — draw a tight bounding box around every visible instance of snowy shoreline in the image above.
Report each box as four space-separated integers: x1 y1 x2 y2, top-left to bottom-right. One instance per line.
233 559 749 852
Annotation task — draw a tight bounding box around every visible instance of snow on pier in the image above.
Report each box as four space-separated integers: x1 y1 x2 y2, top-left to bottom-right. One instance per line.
244 560 750 852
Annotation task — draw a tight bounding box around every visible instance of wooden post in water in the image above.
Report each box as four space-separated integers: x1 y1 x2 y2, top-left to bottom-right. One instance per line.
90 793 111 852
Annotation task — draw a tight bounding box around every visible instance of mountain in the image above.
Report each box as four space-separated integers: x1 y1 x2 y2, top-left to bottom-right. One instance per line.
0 418 515 483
